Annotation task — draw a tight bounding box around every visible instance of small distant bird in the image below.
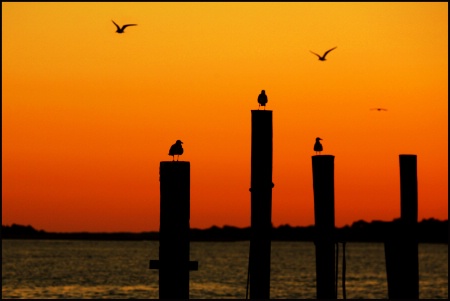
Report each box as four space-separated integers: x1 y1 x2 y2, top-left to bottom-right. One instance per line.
169 140 184 161
257 90 268 110
310 47 337 61
314 137 323 155
370 108 388 111
112 20 137 33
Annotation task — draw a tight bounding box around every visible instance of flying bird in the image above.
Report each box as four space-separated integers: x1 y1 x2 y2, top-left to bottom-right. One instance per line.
112 20 137 33
314 137 323 155
169 140 184 161
310 47 337 61
370 108 388 111
257 90 268 110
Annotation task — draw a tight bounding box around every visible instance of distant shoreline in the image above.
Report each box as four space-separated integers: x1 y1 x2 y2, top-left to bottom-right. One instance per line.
2 218 447 243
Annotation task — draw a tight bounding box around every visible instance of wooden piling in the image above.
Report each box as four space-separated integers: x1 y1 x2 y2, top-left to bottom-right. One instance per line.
312 155 336 299
149 161 198 299
400 155 418 226
385 154 419 299
249 110 273 299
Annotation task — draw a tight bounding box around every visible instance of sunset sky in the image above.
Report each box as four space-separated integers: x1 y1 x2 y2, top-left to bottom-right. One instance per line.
2 2 448 232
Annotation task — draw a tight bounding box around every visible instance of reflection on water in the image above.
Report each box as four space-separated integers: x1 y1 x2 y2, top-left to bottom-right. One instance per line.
2 240 448 299
1 285 158 299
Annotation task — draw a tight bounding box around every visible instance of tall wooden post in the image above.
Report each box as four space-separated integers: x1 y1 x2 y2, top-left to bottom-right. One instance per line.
312 155 336 299
150 161 198 299
385 154 419 299
249 110 273 299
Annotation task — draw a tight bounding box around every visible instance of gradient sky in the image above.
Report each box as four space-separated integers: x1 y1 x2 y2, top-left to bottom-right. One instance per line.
2 3 448 232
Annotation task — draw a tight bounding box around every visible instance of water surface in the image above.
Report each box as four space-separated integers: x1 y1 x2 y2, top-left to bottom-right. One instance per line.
2 240 447 299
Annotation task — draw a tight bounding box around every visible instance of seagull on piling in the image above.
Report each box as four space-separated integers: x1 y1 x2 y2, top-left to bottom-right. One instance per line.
314 137 323 155
310 47 337 61
112 20 137 33
257 90 268 110
169 140 184 161
370 108 388 111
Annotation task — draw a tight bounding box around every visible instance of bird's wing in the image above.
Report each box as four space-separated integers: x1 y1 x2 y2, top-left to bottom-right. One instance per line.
323 47 337 57
122 24 138 29
112 20 120 30
310 51 321 58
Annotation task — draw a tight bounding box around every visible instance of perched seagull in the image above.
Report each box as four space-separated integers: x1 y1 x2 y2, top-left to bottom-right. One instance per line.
257 90 268 110
310 47 337 61
314 137 323 155
112 20 137 33
169 140 184 161
370 108 388 111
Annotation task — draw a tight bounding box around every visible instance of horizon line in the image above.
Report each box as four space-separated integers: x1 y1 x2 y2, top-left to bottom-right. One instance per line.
2 217 447 234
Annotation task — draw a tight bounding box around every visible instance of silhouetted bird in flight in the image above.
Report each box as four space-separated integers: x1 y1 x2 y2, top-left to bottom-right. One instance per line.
258 90 268 110
112 20 137 33
310 47 337 61
169 140 183 161
314 137 323 155
370 108 388 111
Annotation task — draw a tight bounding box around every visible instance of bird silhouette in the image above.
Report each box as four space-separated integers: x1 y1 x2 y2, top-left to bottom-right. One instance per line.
314 137 323 155
169 140 184 161
370 108 388 111
257 90 268 110
310 47 337 61
112 20 137 33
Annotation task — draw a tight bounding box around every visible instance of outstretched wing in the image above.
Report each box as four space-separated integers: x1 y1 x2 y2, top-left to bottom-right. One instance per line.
323 47 337 58
122 24 138 30
310 50 321 58
112 20 120 30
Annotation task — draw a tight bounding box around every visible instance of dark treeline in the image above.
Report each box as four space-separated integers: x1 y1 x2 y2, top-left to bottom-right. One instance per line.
1 218 447 243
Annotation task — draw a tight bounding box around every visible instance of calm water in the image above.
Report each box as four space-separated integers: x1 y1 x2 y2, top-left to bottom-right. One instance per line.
2 240 447 299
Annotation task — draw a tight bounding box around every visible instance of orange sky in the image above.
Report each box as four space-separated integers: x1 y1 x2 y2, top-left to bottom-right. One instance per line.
2 3 448 232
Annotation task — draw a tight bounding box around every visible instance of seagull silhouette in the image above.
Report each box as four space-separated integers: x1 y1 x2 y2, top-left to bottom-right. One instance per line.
169 140 184 161
257 90 268 110
112 20 137 33
370 108 388 111
314 137 323 155
310 47 337 61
